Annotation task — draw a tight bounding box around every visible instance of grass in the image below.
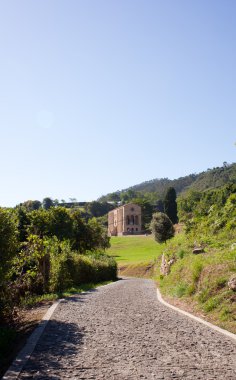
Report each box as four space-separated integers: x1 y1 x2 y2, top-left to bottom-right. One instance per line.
157 232 236 333
20 281 114 307
106 232 236 334
107 235 162 264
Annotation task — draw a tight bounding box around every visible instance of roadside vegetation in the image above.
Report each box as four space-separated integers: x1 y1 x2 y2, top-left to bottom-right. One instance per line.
107 181 236 333
98 162 236 204
1 162 236 372
157 183 236 333
0 201 117 373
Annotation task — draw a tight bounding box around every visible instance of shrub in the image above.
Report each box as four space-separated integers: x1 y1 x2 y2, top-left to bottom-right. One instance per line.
49 242 117 292
151 212 174 244
49 238 74 292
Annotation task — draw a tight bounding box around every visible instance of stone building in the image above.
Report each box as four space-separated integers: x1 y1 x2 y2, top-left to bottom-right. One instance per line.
108 203 142 236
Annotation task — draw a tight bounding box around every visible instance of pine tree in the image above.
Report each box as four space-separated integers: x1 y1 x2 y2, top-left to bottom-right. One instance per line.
164 187 178 224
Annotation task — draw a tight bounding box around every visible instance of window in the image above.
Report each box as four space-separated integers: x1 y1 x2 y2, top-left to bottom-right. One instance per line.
136 228 138 231
130 215 134 225
135 215 138 225
126 215 130 225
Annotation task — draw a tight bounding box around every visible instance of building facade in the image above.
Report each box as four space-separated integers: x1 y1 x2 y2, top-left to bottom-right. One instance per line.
108 203 142 236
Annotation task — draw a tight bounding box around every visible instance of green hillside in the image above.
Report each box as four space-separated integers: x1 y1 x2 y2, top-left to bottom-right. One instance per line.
107 182 236 333
99 162 236 202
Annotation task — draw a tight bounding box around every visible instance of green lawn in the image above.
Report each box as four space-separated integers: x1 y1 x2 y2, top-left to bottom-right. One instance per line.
107 235 162 264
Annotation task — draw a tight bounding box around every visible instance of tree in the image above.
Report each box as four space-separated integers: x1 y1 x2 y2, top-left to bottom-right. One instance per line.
131 198 155 231
0 208 18 282
16 207 30 242
86 201 115 217
164 187 178 224
150 212 174 244
156 199 164 212
22 200 41 211
42 197 54 210
69 198 77 203
48 207 73 240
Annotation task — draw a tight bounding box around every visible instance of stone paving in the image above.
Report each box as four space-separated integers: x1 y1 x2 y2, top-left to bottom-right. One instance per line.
18 278 236 379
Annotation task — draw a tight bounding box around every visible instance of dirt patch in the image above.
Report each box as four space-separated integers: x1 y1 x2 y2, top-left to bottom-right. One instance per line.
119 263 156 278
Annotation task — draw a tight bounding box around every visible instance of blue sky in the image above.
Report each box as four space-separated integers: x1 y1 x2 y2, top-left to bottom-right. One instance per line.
0 0 235 206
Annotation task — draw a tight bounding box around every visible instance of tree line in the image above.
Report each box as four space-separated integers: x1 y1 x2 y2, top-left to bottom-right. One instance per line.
98 162 236 204
0 204 116 321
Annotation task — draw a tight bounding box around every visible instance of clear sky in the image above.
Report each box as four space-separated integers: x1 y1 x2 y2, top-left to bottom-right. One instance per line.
0 0 235 206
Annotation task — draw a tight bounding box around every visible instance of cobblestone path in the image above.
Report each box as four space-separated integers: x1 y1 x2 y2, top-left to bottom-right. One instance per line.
18 278 236 379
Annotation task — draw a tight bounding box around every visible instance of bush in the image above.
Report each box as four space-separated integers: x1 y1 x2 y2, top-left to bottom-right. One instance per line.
151 212 174 244
49 240 117 292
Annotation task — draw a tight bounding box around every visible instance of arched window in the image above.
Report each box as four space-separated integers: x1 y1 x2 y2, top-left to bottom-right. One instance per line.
135 215 139 225
131 215 134 225
126 215 130 225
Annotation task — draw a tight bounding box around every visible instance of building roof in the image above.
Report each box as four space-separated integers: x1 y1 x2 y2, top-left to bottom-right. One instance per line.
108 203 141 213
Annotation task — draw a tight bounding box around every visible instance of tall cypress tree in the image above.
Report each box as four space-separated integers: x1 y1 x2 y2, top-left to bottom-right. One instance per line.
164 187 178 224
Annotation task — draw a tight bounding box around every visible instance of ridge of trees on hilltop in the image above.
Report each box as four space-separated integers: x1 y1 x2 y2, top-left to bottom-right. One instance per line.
98 162 236 204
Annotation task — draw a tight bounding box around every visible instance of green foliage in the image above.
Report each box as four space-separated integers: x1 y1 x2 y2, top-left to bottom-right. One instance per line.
172 283 188 298
178 183 236 239
99 163 236 203
85 201 115 217
164 187 178 224
0 204 114 321
219 307 232 322
20 200 41 211
177 249 185 259
16 207 30 242
48 207 73 240
131 198 156 230
49 241 117 292
203 297 221 312
157 230 236 333
42 197 54 210
151 212 174 244
49 238 75 292
0 208 18 282
192 261 203 283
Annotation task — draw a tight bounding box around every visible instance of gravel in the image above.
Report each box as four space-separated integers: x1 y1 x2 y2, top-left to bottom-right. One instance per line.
18 278 236 379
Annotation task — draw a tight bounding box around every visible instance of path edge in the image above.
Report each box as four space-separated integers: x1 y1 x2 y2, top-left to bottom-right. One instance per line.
1 299 62 380
156 287 236 343
1 282 116 380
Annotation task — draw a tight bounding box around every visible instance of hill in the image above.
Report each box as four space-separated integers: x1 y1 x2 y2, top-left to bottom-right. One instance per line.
98 162 236 202
107 182 236 334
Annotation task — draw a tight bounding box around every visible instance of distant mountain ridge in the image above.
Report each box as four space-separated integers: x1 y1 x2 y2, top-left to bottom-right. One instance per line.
99 162 236 202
